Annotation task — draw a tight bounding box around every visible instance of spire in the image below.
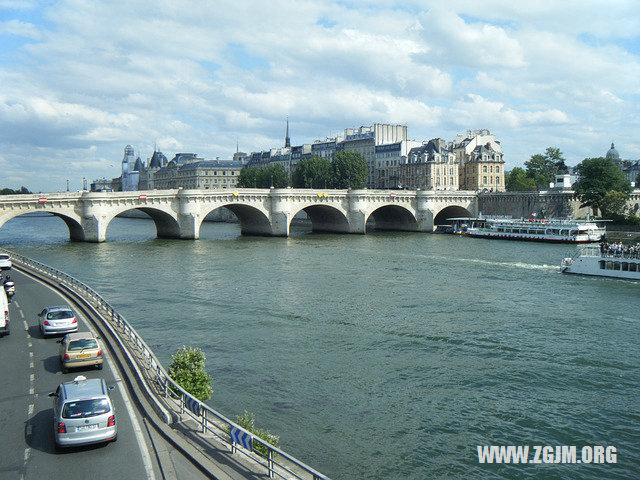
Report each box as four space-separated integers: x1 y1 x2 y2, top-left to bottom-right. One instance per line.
285 116 290 148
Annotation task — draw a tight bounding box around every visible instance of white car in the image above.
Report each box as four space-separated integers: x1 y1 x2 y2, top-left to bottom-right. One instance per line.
0 254 11 270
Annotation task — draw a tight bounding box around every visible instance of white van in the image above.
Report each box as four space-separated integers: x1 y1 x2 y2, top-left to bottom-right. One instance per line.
0 286 9 336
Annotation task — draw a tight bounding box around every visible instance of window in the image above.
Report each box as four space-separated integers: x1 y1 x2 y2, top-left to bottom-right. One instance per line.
496 166 500 173
496 177 500 185
483 176 487 185
483 165 487 173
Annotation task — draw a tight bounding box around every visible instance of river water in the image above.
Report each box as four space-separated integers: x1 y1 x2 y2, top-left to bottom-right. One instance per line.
1 214 638 479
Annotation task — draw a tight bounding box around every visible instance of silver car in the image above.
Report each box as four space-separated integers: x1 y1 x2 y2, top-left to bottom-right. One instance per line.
38 306 78 336
49 375 117 448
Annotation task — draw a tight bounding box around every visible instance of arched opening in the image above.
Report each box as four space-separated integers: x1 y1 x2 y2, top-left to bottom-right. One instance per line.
105 207 181 242
366 205 418 232
197 206 241 240
198 204 272 237
0 212 85 243
433 206 472 231
290 205 350 235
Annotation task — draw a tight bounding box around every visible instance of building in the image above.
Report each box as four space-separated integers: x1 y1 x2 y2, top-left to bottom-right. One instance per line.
138 149 169 190
375 140 422 189
121 145 140 191
400 139 458 190
339 124 408 188
453 130 505 191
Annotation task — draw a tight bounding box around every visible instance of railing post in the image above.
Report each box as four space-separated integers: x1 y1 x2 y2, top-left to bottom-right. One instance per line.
201 408 207 433
268 448 274 478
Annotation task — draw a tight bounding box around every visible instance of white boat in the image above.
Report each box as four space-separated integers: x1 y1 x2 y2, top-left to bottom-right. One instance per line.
464 218 605 243
561 247 640 280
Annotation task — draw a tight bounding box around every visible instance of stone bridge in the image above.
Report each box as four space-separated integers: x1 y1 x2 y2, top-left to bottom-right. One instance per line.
0 189 478 242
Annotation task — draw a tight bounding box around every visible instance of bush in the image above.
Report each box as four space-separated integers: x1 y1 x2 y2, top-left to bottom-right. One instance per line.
168 346 213 401
235 410 280 458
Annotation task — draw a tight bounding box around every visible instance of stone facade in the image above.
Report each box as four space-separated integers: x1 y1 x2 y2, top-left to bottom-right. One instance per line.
400 139 459 190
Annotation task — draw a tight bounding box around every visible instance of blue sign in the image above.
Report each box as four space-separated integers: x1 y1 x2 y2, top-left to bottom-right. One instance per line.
230 425 253 451
184 396 201 416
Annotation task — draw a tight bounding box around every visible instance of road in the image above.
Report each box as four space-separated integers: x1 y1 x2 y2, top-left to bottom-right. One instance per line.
0 269 208 480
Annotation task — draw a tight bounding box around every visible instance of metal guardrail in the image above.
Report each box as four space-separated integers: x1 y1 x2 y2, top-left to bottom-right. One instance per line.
1 248 329 480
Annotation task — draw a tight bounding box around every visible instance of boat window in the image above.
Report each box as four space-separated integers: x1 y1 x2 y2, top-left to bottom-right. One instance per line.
630 263 638 272
614 262 621 271
599 260 605 269
606 261 613 270
622 262 629 272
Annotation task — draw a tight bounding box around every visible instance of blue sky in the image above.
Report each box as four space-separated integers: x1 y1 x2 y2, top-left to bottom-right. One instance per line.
1 0 639 191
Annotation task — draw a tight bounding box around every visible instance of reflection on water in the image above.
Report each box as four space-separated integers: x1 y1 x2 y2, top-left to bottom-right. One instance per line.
1 214 639 479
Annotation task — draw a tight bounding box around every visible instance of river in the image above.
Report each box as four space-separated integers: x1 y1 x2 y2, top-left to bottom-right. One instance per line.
1 214 638 479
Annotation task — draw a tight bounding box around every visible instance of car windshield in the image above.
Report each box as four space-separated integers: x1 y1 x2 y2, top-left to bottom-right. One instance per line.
47 310 73 320
62 398 110 419
68 339 98 351
0 255 8 260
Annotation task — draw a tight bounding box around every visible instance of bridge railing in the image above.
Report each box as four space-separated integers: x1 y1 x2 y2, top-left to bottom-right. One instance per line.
1 248 328 480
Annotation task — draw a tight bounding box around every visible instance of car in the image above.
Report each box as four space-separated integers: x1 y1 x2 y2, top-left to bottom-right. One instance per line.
0 254 11 270
49 375 117 448
38 306 78 336
58 332 104 373
0 286 9 337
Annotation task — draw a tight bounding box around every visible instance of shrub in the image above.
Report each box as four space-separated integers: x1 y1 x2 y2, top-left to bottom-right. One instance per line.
235 410 280 458
168 346 213 401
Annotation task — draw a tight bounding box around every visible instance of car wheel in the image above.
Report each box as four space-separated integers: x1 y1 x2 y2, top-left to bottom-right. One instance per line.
97 363 103 370
62 367 68 374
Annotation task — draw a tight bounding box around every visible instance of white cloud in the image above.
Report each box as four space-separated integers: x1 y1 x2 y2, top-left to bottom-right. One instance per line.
0 0 639 191
0 19 41 39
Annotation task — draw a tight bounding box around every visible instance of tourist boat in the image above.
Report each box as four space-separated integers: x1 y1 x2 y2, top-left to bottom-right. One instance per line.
561 247 640 280
463 218 605 243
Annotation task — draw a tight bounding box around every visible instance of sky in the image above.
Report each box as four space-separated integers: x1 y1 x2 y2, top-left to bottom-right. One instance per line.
1 0 639 192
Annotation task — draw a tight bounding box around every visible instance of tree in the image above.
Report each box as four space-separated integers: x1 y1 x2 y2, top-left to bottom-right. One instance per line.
505 167 537 191
331 151 368 189
236 164 289 188
599 191 629 219
291 155 332 188
525 147 568 188
235 410 280 457
573 157 631 217
168 346 213 401
1 186 31 195
545 147 568 174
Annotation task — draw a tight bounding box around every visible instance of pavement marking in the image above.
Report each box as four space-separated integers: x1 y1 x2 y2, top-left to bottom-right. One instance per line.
78 312 156 480
23 320 28 330
23 448 30 462
29 361 34 369
29 387 34 394
14 300 20 308
28 340 32 348
23 270 157 480
30 373 34 382
19 310 25 318
28 404 34 416
29 351 33 358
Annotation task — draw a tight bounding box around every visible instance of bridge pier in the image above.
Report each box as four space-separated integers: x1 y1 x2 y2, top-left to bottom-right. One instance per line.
81 216 107 243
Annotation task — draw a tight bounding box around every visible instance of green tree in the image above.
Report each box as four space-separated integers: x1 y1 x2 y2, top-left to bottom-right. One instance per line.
0 186 31 195
505 167 537 191
291 155 332 188
168 346 213 401
236 164 289 188
544 147 568 174
525 147 568 188
598 191 629 219
331 151 368 189
573 157 631 217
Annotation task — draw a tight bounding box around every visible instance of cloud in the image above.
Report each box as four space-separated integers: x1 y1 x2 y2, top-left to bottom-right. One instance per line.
0 0 639 191
0 19 41 39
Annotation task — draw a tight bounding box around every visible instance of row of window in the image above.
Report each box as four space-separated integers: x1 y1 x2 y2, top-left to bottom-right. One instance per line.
599 260 640 272
482 176 501 185
482 165 500 173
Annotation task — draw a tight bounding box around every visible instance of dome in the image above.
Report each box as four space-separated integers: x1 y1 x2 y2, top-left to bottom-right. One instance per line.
606 142 620 161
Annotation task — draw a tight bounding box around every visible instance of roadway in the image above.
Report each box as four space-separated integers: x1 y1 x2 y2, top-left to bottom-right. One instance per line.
0 269 207 480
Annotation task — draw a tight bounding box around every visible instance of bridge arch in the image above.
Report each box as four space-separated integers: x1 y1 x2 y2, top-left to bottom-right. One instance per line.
290 204 350 234
102 206 182 240
196 204 272 236
433 205 472 227
366 204 418 232
0 211 85 241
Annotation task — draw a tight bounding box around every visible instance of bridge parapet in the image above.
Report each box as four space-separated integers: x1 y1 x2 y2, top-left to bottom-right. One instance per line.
0 188 479 241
